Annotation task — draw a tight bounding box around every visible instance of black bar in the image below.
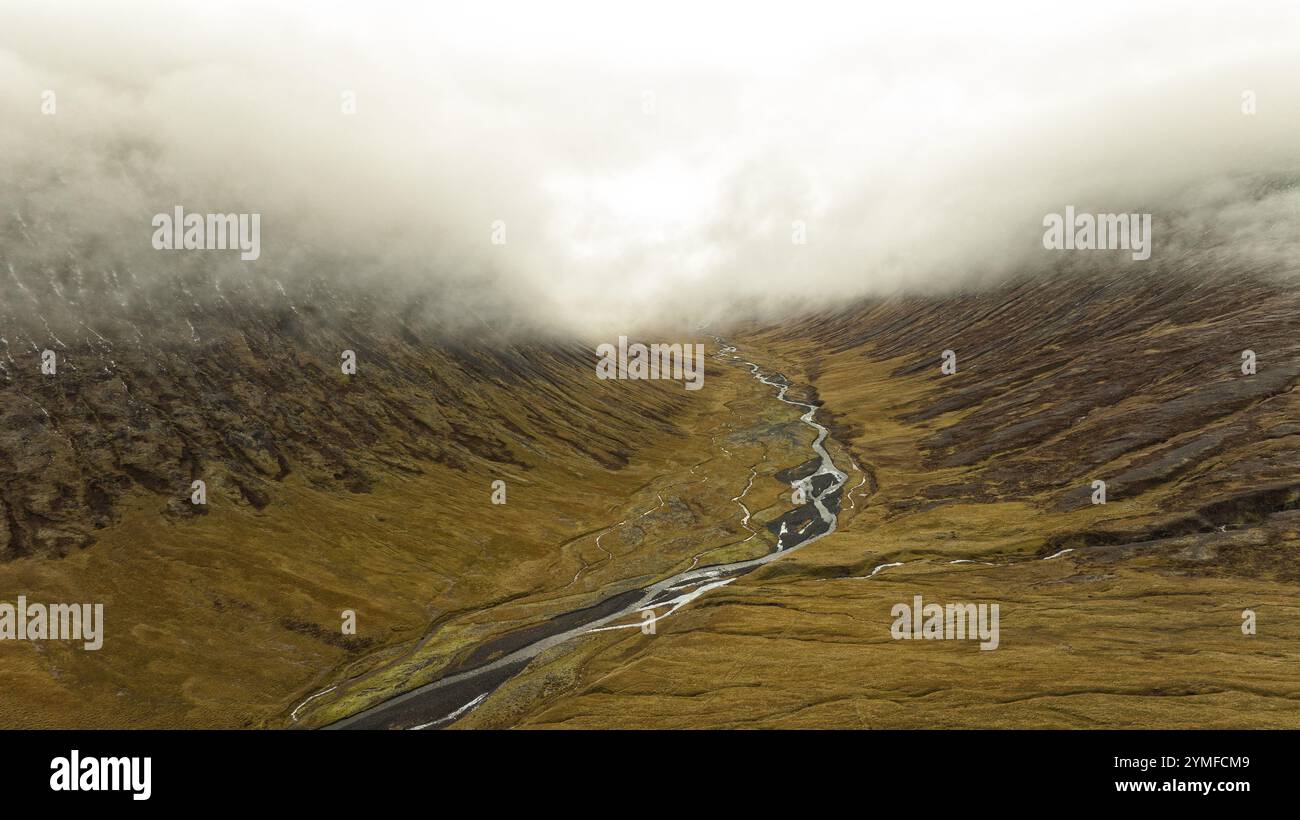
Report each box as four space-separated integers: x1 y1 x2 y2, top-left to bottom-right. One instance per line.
4 729 1286 808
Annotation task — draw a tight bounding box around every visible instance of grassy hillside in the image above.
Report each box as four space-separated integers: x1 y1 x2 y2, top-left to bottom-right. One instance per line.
0 268 763 727
2 269 1297 728
457 272 1300 728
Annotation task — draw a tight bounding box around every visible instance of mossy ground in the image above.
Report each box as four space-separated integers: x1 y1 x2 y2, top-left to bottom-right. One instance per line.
0 349 803 728
456 334 1300 729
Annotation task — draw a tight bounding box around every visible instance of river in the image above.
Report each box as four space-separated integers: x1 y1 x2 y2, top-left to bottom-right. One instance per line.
323 342 848 729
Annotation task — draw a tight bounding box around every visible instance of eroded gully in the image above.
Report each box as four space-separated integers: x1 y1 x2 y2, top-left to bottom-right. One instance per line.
322 342 849 729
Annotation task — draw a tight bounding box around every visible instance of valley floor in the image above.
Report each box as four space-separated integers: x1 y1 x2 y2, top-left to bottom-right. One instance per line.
456 280 1300 729
3 276 1297 729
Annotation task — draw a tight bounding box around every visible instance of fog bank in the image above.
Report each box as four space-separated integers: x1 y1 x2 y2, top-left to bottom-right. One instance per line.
2 0 1298 336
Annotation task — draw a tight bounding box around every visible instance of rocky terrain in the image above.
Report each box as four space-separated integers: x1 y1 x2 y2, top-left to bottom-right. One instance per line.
455 270 1300 729
0 245 755 727
1 255 1297 728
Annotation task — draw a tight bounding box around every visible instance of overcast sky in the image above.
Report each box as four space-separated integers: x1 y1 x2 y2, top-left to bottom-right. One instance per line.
2 0 1298 335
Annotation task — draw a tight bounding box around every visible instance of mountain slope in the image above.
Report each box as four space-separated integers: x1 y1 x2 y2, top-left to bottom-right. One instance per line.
456 271 1300 728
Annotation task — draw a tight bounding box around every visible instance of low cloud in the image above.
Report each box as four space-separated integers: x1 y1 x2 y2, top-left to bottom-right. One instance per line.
2 0 1298 338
